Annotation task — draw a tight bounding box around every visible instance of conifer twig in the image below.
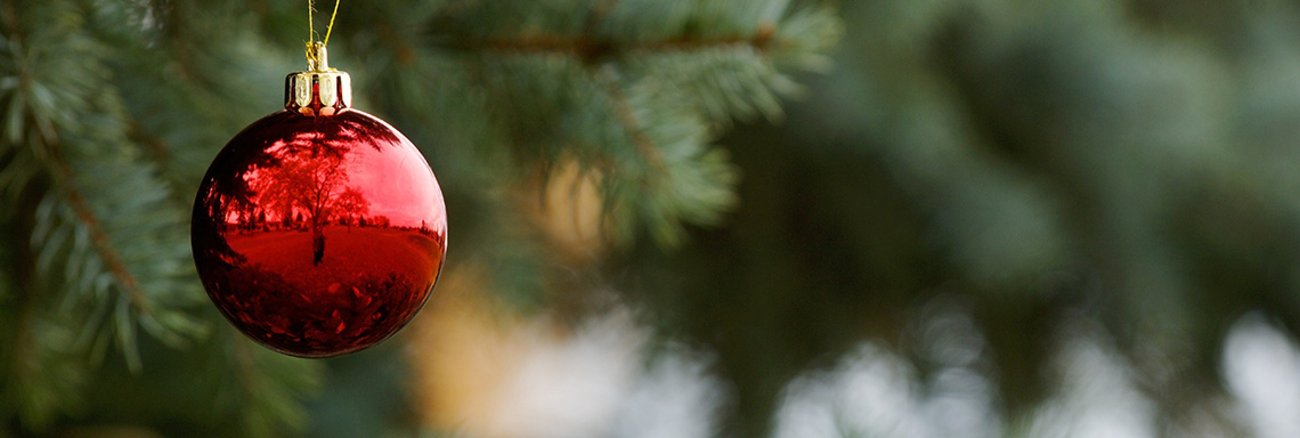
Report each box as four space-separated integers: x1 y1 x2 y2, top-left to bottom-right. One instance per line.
47 147 154 316
5 0 152 318
124 119 199 210
591 68 665 176
446 26 779 59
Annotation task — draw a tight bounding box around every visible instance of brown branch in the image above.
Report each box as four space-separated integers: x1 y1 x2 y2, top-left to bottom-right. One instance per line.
445 23 778 59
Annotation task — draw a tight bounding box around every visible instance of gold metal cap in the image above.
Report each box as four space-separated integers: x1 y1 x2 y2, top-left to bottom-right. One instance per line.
284 43 352 116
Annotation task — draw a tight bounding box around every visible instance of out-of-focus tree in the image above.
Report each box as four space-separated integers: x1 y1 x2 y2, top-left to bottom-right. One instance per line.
617 0 1300 435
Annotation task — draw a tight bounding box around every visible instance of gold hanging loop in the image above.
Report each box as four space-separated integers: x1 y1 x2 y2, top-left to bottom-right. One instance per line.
305 0 342 70
292 0 349 116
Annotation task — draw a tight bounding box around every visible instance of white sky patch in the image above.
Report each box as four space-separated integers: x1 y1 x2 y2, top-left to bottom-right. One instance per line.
1023 332 1157 438
772 316 1159 438
771 344 938 438
479 314 645 438
771 302 1001 438
609 349 724 438
440 306 1300 438
444 310 725 438
1224 314 1300 438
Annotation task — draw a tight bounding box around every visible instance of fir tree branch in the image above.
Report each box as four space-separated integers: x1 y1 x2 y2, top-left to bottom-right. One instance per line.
444 26 778 59
4 1 156 318
592 67 665 176
45 143 154 317
122 117 199 210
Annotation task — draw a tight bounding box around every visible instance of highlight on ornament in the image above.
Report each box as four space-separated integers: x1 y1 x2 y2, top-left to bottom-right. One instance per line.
191 4 446 358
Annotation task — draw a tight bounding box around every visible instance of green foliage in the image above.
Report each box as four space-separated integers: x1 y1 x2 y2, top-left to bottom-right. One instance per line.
355 0 839 246
15 0 1300 435
0 0 838 435
606 0 1300 434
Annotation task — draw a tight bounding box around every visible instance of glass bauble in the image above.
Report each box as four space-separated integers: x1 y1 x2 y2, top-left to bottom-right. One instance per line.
192 67 446 357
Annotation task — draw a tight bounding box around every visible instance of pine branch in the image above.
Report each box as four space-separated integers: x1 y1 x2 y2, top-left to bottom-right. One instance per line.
593 67 666 176
46 148 154 317
123 121 194 209
406 4 835 247
0 0 208 373
442 27 778 59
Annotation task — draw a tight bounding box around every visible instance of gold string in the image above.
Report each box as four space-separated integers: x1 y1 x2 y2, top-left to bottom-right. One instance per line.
323 0 341 46
306 0 342 67
308 0 315 42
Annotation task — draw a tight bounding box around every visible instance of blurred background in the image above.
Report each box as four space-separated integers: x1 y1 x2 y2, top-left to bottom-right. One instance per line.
7 0 1300 437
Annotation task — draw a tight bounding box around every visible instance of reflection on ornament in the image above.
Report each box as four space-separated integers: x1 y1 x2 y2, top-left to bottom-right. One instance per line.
192 45 446 357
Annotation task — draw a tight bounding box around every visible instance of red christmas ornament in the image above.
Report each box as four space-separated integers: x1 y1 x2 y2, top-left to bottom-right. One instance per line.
192 44 446 357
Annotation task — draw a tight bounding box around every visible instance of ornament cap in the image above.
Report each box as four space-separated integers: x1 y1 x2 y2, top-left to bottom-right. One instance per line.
285 43 351 117
307 42 331 72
